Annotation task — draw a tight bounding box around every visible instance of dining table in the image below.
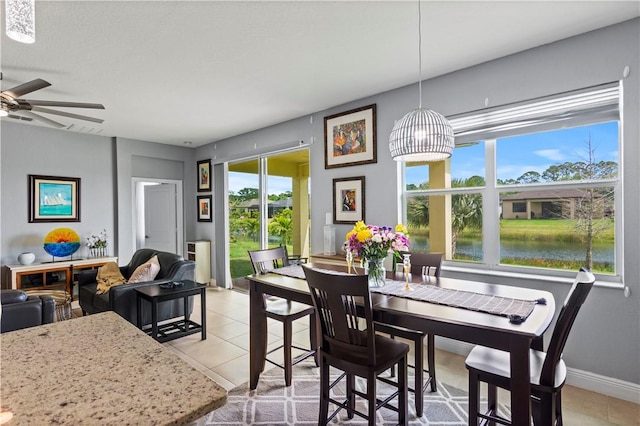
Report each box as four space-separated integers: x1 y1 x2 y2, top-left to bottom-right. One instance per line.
247 262 556 426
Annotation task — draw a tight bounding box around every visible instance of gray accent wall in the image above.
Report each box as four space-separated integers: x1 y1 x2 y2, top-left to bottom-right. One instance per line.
197 19 640 385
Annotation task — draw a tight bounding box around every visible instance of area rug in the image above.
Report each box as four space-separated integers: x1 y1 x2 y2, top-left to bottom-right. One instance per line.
199 361 509 425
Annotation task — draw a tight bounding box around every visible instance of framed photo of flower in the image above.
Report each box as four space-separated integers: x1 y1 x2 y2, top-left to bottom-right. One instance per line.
28 175 81 223
324 104 377 169
197 195 213 222
333 176 365 224
197 159 211 192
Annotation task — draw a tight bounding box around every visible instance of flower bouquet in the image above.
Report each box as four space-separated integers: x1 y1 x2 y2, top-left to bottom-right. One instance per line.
345 221 410 287
86 229 108 257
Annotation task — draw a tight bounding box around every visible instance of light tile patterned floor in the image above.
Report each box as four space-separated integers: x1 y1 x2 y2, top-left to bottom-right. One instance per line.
157 287 639 425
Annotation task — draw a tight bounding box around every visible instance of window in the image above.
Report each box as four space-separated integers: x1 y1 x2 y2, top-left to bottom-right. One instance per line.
402 83 621 279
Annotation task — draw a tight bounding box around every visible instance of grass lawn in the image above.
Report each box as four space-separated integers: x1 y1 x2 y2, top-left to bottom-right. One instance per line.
229 237 295 278
499 218 614 243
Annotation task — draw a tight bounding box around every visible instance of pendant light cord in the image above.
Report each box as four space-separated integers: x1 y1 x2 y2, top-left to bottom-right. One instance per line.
418 0 422 110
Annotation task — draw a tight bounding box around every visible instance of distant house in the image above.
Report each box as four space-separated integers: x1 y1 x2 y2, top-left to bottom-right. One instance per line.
232 197 293 218
501 189 609 219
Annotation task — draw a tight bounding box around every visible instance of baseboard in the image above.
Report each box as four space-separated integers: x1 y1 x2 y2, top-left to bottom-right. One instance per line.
434 337 640 404
566 368 640 404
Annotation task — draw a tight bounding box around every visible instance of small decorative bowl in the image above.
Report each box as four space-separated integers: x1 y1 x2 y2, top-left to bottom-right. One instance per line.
17 252 36 265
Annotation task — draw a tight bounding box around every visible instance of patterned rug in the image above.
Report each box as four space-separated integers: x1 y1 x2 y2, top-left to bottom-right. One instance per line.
200 361 508 425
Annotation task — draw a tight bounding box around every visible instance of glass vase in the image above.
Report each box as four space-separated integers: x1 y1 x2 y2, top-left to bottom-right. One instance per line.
364 257 386 288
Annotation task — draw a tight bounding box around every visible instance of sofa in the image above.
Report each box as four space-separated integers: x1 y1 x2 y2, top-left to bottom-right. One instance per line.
1 289 56 333
78 248 195 327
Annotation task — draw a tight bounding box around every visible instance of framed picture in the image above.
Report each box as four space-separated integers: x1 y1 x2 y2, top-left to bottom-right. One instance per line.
324 104 377 169
28 175 81 223
197 195 213 222
197 159 211 192
333 176 365 224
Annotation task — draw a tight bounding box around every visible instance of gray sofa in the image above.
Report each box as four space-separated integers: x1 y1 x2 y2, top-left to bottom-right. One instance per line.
1 289 56 333
78 248 195 326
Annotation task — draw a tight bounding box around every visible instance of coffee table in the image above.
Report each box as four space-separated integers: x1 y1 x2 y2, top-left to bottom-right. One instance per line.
135 280 206 343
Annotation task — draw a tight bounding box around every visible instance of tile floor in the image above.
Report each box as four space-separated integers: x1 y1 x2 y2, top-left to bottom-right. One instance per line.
146 287 638 425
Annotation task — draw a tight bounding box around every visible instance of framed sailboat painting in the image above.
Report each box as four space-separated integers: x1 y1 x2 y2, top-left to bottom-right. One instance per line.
28 175 81 223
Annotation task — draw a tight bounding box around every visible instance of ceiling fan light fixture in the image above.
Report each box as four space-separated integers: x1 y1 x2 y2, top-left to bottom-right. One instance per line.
389 0 454 163
5 0 35 44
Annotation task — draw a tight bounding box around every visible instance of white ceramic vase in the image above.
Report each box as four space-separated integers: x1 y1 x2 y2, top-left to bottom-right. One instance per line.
17 252 36 265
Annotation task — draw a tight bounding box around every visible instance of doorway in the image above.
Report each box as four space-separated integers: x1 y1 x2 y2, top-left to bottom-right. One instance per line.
133 178 184 255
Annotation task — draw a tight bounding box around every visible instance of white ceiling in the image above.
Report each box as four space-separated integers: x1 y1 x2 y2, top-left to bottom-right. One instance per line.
1 1 638 147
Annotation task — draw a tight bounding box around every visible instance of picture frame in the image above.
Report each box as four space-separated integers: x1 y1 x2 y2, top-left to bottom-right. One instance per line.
197 195 213 222
28 175 81 223
333 176 365 224
324 104 377 169
197 159 212 192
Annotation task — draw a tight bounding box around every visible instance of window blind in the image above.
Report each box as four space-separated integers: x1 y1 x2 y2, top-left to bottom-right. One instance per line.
449 82 620 145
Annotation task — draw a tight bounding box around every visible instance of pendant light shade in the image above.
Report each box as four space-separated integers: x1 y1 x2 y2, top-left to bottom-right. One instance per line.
389 107 454 162
389 0 454 163
5 0 35 44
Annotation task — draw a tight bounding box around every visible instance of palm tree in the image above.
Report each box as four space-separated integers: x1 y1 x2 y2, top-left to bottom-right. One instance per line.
269 208 293 245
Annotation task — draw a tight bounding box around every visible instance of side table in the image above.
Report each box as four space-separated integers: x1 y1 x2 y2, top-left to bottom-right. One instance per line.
135 280 206 343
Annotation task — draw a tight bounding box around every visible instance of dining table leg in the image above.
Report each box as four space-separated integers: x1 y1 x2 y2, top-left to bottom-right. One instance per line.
249 279 267 390
509 335 533 426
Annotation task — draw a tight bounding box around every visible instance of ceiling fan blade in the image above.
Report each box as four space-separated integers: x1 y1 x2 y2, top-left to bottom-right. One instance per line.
20 111 66 128
3 79 51 98
31 106 104 124
25 100 105 109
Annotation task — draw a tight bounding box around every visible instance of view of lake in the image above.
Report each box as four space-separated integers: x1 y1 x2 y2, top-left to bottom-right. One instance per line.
410 235 614 263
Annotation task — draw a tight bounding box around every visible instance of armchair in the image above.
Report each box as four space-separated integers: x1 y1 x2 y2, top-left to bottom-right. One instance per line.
1 289 56 333
78 248 195 327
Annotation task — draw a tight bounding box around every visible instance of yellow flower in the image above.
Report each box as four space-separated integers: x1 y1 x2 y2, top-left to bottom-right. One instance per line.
395 224 409 235
353 221 367 232
356 229 372 242
346 230 356 241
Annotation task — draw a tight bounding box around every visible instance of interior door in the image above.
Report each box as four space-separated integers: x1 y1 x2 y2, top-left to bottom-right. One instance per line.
144 183 177 253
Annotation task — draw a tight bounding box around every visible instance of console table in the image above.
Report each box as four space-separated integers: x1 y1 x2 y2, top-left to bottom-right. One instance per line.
3 257 118 299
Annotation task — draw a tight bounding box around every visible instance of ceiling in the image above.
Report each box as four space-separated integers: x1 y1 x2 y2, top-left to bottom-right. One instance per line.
1 1 638 148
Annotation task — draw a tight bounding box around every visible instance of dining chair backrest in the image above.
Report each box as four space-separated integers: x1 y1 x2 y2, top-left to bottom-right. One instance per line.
393 251 444 278
302 265 376 366
248 247 289 274
539 267 595 387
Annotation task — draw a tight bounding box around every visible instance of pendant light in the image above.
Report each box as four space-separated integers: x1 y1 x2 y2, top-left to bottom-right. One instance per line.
5 0 35 44
389 0 454 162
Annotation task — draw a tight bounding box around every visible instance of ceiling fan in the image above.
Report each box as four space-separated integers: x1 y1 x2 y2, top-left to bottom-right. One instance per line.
0 76 105 128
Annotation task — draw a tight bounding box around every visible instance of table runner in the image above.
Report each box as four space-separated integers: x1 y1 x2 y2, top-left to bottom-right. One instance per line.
370 279 538 320
269 265 538 320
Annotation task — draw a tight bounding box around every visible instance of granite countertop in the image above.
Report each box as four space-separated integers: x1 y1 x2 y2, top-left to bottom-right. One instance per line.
0 311 227 425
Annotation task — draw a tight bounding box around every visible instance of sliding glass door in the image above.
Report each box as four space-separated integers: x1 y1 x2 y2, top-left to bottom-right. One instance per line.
227 150 309 288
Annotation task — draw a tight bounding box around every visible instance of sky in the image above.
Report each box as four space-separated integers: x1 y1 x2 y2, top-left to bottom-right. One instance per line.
228 172 292 195
406 120 619 186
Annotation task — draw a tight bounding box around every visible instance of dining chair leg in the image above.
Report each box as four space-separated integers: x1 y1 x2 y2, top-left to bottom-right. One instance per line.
399 356 409 425
487 383 498 426
539 393 556 426
283 319 293 387
427 333 437 392
414 337 424 417
347 373 356 419
468 372 480 425
556 391 563 426
389 333 397 378
319 359 330 425
367 371 377 426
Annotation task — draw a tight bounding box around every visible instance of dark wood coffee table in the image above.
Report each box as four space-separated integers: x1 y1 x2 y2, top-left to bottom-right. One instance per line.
135 280 206 343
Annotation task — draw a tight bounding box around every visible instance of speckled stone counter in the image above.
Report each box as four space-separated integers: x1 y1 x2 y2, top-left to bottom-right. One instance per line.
0 311 227 425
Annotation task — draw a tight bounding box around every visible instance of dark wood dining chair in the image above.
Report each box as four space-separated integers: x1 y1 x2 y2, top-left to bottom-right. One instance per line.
303 265 410 426
378 251 444 417
465 268 596 425
248 247 316 386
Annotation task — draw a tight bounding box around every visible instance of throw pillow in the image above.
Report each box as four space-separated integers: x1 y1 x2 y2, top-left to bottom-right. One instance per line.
128 255 161 283
96 262 127 295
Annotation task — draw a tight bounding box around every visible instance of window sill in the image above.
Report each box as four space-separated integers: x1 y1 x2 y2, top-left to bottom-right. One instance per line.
442 263 625 291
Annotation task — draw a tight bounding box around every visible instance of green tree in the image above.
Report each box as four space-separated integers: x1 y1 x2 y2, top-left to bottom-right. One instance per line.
269 208 293 245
